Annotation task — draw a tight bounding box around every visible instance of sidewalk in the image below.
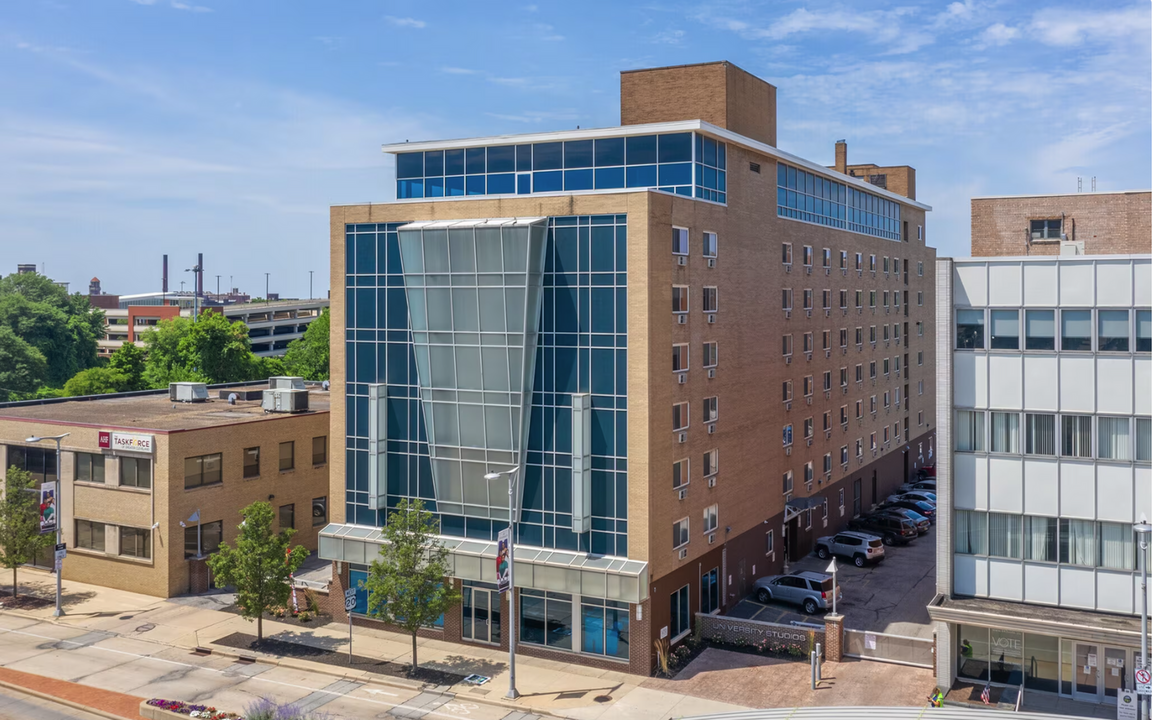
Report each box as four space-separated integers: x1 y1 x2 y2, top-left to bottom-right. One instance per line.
0 571 749 720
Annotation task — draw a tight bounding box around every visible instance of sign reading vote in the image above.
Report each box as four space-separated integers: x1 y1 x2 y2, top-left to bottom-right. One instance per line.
100 432 154 454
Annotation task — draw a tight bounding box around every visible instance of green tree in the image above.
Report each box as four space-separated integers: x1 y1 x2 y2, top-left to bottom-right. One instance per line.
63 367 131 396
206 501 308 642
362 499 460 673
140 316 201 388
183 311 257 383
0 274 103 386
283 309 330 381
0 467 55 598
0 326 48 402
107 342 146 391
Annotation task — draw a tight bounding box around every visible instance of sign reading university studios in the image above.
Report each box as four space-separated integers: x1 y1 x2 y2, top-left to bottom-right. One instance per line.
98 431 154 454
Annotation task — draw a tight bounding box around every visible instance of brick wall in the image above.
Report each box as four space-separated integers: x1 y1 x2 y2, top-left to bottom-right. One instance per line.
971 191 1152 257
824 614 844 661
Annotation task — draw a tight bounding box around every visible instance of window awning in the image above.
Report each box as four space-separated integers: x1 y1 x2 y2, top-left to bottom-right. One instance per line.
318 523 648 604
784 496 824 522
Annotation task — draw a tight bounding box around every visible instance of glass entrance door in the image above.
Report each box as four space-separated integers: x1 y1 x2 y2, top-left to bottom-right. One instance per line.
1103 647 1129 700
1072 643 1099 701
462 584 500 644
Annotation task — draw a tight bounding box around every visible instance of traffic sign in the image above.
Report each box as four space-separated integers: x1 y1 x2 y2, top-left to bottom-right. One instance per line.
1135 665 1151 695
1118 689 1138 720
54 543 67 562
344 588 357 612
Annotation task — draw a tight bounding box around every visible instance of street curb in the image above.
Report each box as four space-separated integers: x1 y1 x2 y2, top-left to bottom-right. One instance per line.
0 678 142 720
0 606 576 719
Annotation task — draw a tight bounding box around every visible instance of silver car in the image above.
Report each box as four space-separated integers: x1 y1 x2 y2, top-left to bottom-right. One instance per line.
752 570 842 614
815 531 886 567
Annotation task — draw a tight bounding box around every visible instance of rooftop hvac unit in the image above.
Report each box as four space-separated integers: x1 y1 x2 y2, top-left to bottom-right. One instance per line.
262 388 310 413
170 382 209 403
269 376 306 391
1059 240 1085 256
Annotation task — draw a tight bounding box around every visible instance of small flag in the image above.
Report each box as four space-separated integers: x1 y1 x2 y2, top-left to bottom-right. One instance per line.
980 683 991 705
187 509 200 523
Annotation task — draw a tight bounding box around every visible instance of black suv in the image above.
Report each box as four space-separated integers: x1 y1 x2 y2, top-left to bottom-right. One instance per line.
847 513 919 546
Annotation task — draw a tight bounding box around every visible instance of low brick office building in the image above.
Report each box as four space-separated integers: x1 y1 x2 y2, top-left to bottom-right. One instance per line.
0 381 330 598
971 189 1151 257
323 60 937 674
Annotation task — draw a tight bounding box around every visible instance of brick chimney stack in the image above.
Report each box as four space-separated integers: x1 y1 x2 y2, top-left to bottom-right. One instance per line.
835 140 847 174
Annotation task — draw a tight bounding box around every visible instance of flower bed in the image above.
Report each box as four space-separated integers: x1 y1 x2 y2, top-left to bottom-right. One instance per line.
711 634 809 658
144 699 241 720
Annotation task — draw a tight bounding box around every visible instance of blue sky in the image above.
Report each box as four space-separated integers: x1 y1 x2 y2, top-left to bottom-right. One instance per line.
3 0 1149 299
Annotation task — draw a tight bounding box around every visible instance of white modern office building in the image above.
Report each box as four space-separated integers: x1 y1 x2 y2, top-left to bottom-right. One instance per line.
930 253 1152 705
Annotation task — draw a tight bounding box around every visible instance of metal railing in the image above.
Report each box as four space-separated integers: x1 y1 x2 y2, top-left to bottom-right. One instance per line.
843 628 934 668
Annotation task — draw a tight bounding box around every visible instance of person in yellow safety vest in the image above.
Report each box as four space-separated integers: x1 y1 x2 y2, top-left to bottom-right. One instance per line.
927 687 944 707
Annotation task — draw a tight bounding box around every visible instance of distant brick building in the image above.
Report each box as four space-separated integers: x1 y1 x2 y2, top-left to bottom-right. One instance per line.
971 190 1151 257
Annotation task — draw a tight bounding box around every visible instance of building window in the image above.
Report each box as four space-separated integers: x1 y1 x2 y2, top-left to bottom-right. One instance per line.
804 417 814 439
840 251 848 270
783 424 793 447
839 290 848 309
1098 416 1131 460
279 503 295 530
1025 310 1054 350
670 584 691 640
120 456 152 489
856 400 863 419
703 504 718 534
840 328 847 347
840 446 848 465
990 412 1020 454
766 530 774 554
521 589 574 650
672 227 688 255
855 327 863 345
802 246 814 267
702 287 718 313
673 518 690 548
702 341 718 368
918 351 923 365
917 321 923 337
838 488 845 510
822 290 831 310
673 402 690 431
955 510 988 555
918 380 924 396
870 326 877 344
243 447 260 478
782 242 793 265
703 449 718 477
1030 218 1062 240
918 410 924 426
581 596 629 658
1061 415 1092 458
1024 414 1055 455
782 288 793 311
822 248 831 268
1138 310 1151 352
120 527 151 560
1023 516 1058 562
803 289 813 311
990 310 1019 350
782 470 793 495
702 231 717 258
957 410 985 452
823 453 832 473
855 290 863 309
988 513 1022 559
1059 518 1095 566
672 343 690 372
853 478 861 515
1061 310 1092 351
957 309 984 349
702 397 718 423
184 453 222 490
1137 418 1151 462
782 380 793 403
75 453 105 484
840 405 848 424
184 520 223 559
803 375 814 397
782 334 793 357
278 441 295 471
673 458 689 489
1098 310 1130 352
1099 522 1136 570
312 497 327 526
855 253 863 271
823 371 832 392
75 520 105 551
672 285 689 313
803 461 814 484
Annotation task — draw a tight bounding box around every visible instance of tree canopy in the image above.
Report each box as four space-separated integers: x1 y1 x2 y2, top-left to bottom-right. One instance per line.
0 466 55 598
283 308 330 381
0 326 48 402
107 341 146 391
63 367 131 396
0 272 103 387
139 311 280 388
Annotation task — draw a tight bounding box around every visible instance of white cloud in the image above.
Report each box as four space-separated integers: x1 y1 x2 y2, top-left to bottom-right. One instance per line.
384 16 426 29
170 1 211 11
484 110 579 124
441 66 479 75
978 23 1020 47
932 0 985 28
1029 6 1150 47
695 5 933 55
651 29 685 45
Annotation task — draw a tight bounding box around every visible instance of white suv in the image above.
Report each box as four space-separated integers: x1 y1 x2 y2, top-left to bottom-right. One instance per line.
815 531 885 567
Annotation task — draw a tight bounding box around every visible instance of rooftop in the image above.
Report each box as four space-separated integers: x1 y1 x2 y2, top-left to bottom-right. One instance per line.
0 383 330 433
972 189 1151 200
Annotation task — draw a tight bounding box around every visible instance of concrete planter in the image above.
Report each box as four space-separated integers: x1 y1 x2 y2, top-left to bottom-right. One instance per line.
140 701 241 720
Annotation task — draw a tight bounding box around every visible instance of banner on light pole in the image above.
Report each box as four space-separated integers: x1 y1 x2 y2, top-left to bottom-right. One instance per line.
496 529 511 594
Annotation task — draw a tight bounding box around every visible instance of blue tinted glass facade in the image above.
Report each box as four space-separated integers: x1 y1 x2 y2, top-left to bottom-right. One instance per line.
396 133 724 205
344 215 628 555
775 162 901 241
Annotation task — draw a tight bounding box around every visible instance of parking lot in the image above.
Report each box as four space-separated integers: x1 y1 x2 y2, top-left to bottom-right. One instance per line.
728 524 937 638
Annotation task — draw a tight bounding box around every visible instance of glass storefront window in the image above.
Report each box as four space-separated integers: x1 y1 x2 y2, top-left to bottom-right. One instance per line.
581 597 629 659
1024 634 1060 693
989 629 1023 685
521 589 573 650
958 625 990 681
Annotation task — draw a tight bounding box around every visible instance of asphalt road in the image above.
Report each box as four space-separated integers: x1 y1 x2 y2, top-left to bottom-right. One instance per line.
728 524 938 638
0 685 112 720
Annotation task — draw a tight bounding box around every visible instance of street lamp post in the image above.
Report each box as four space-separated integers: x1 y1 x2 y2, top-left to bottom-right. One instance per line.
184 264 202 320
309 270 314 300
484 467 521 700
26 433 70 617
1136 520 1151 720
826 557 838 616
265 273 271 304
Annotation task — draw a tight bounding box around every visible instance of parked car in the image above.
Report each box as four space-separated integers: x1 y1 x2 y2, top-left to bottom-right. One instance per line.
887 491 936 506
882 499 937 523
752 571 843 614
898 480 937 494
848 513 919 546
879 508 932 534
815 531 885 567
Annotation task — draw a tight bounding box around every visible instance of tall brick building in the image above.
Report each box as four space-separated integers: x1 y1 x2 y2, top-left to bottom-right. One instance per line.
971 190 1151 257
323 61 937 674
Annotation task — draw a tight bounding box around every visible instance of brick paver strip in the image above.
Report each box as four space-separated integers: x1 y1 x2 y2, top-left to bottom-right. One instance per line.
0 667 146 720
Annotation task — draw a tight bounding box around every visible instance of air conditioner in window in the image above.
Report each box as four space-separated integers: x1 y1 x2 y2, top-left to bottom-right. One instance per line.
806 438 813 446
842 387 848 395
678 432 687 443
707 258 716 268
708 533 716 545
708 424 716 434
840 506 845 517
825 349 831 359
678 488 687 500
823 518 828 528
784 264 792 273
707 368 716 379
784 310 791 319
806 397 812 406
825 430 832 439
842 269 847 276
677 256 687 266
678 373 686 384
825 267 830 275
679 548 689 560
824 391 831 400
785 356 792 365
707 314 716 324
825 309 831 318
677 314 687 324
842 348 847 355
805 266 812 275
806 309 812 318
805 352 812 361
708 477 716 488
785 446 792 456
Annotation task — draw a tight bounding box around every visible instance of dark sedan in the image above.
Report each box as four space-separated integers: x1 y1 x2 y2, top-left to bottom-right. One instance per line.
881 499 937 523
878 508 931 534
